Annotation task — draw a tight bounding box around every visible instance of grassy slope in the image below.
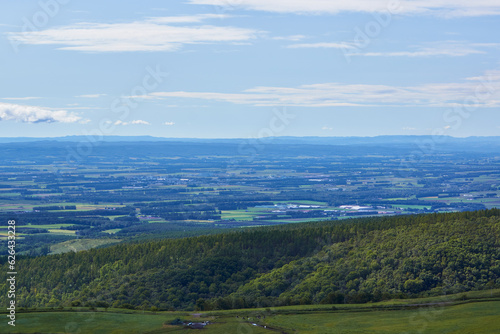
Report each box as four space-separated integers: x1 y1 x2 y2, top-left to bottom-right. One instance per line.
4 312 172 334
2 311 269 334
264 301 500 333
3 300 500 333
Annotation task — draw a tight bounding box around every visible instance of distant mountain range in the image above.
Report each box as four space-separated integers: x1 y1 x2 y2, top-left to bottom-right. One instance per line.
0 135 499 145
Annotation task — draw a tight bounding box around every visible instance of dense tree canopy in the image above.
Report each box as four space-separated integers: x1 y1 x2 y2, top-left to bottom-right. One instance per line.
1 209 499 311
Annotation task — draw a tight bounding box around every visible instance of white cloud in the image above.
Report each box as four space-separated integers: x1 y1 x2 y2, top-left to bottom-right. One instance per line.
142 70 500 107
0 102 81 123
287 41 499 57
322 126 334 131
402 127 417 131
146 14 233 24
7 15 258 52
76 94 107 98
1 97 41 101
114 120 151 126
187 0 500 17
64 106 107 110
287 42 355 49
130 120 150 125
273 35 307 41
350 41 500 57
164 121 175 126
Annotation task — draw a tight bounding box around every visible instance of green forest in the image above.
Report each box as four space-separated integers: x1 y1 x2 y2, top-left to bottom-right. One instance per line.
1 209 499 311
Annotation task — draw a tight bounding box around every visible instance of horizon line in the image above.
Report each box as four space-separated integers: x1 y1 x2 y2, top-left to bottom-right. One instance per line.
1 134 500 139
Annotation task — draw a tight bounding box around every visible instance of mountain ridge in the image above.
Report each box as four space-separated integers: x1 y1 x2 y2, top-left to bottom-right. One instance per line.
1 135 500 145
2 210 499 311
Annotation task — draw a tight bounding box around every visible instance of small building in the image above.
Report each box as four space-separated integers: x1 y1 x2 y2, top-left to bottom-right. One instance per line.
186 322 208 329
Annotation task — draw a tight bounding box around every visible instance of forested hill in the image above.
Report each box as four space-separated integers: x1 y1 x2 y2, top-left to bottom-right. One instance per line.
1 210 499 311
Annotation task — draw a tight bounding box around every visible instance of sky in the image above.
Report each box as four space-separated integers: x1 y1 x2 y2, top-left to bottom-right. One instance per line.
0 0 499 138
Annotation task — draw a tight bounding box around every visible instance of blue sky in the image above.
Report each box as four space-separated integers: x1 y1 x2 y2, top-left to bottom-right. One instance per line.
0 0 499 138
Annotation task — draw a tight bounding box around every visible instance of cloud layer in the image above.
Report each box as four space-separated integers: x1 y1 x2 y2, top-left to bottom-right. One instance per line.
76 94 107 98
113 120 151 126
138 70 500 107
1 97 41 101
349 41 500 57
0 103 81 123
7 15 257 52
188 0 500 17
286 41 499 58
287 42 354 50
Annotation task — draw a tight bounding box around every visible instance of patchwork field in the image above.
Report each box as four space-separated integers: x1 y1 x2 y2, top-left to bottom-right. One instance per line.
1 141 499 253
49 238 122 254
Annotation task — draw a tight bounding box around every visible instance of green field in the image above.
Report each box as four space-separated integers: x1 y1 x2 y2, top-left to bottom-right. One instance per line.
393 204 432 210
50 238 121 254
263 301 500 333
4 311 176 334
3 300 499 333
47 229 77 235
274 200 328 205
16 224 75 229
1 310 269 334
221 210 255 220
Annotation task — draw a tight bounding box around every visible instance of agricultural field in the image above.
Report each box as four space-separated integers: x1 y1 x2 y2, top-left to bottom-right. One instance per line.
49 238 121 254
0 139 499 253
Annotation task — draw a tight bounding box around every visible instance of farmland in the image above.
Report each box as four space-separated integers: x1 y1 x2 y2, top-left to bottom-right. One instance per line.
1 137 500 254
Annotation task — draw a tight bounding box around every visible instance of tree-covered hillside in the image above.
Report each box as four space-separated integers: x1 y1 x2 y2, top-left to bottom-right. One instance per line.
1 210 499 311
231 211 500 307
